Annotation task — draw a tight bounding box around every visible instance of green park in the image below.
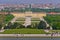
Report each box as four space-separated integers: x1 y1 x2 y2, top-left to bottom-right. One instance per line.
0 8 60 34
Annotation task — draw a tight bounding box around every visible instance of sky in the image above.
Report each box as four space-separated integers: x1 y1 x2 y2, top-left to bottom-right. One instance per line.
0 0 60 4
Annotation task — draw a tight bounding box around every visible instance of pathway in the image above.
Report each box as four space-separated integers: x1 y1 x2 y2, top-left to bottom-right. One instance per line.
11 16 19 23
23 17 31 27
0 34 60 37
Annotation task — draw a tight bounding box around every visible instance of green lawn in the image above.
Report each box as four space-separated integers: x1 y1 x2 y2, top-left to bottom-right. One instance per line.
16 18 25 21
0 29 47 34
5 14 14 23
16 18 40 21
0 14 14 24
44 15 60 30
44 15 60 23
31 18 40 21
50 30 60 32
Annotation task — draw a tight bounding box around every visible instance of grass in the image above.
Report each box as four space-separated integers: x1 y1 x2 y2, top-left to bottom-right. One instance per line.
16 18 25 21
44 15 60 30
0 29 47 34
0 14 14 24
31 18 40 21
16 18 40 21
50 30 60 32
5 14 14 23
44 15 60 23
31 21 40 23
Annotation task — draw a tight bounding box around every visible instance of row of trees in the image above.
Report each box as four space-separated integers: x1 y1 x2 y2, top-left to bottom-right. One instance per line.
1 7 60 12
4 21 47 29
44 15 60 30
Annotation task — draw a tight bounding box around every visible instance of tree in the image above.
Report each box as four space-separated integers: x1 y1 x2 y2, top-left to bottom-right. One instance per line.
37 21 46 29
0 14 6 30
0 24 2 29
52 22 60 30
4 22 12 29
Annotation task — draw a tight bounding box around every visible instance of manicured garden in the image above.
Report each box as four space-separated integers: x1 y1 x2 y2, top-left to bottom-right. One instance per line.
0 29 47 34
14 18 40 29
16 18 25 21
0 14 14 23
0 14 14 29
44 14 60 30
5 14 14 23
1 14 59 34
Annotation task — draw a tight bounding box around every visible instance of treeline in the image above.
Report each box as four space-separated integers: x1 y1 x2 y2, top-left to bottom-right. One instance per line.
31 8 60 12
4 21 47 29
1 8 60 12
44 15 60 30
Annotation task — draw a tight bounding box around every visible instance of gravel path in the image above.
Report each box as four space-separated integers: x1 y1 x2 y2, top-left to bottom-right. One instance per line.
0 34 60 37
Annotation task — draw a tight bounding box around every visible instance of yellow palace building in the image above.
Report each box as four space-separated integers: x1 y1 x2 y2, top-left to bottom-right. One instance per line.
11 11 46 18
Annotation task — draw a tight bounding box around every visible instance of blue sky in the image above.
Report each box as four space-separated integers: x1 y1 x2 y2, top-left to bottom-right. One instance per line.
0 0 60 4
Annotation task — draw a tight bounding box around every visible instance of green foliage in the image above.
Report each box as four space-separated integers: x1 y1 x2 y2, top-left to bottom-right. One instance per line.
4 21 40 29
0 14 6 29
0 14 14 29
31 8 60 12
0 24 2 29
38 21 46 29
5 14 14 23
27 25 31 28
44 15 60 30
0 29 47 34
1 7 60 12
31 22 39 29
31 18 40 21
52 22 60 30
44 15 60 23
16 18 25 21
4 22 25 29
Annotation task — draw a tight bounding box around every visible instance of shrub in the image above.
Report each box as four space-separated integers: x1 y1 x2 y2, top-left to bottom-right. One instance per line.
0 24 2 29
4 22 12 29
4 22 25 29
27 25 31 28
52 22 60 30
37 21 46 29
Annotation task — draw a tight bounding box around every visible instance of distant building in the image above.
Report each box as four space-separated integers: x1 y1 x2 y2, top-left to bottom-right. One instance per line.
31 4 43 8
48 12 60 15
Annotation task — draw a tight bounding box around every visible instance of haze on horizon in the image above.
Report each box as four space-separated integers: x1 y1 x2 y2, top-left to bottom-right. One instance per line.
0 0 60 4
